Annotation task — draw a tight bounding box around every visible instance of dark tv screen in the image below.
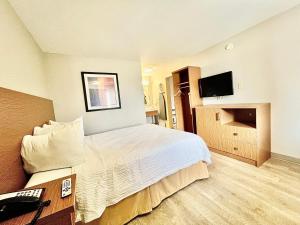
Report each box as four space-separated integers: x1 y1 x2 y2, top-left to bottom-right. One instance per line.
199 71 233 97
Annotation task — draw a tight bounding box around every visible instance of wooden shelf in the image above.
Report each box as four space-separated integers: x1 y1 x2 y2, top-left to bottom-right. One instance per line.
224 121 256 129
221 108 257 128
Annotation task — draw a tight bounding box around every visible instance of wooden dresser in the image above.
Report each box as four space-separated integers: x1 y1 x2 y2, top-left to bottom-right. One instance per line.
196 103 271 166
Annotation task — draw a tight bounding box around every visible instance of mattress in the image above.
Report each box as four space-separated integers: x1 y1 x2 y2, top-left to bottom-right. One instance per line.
73 124 211 223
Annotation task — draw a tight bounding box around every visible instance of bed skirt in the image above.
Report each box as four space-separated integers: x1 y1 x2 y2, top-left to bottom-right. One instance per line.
77 161 209 225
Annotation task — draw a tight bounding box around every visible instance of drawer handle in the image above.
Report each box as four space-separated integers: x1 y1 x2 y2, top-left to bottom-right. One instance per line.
216 113 220 121
233 133 238 136
233 147 238 151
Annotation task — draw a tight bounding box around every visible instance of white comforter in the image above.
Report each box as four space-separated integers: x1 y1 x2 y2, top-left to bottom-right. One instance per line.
73 124 211 223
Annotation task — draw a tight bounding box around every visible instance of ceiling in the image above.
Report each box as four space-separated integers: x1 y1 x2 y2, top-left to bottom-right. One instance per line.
9 0 300 64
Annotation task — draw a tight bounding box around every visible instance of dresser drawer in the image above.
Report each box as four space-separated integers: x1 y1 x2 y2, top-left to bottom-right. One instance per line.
221 126 257 144
206 135 223 150
222 139 257 160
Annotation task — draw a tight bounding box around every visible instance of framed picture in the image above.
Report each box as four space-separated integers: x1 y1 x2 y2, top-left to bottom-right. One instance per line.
81 72 121 112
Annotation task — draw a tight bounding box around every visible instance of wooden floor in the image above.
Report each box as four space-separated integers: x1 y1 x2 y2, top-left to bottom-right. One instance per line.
128 153 300 225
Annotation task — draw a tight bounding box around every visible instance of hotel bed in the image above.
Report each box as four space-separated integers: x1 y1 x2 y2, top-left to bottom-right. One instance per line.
0 87 211 225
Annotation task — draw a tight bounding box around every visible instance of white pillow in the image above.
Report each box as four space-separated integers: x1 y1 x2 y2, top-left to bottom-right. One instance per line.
49 120 60 125
49 117 83 126
33 117 84 136
50 117 84 135
33 124 60 136
21 122 85 174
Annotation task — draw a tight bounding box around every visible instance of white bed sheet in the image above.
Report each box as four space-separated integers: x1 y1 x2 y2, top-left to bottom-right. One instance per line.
74 124 211 223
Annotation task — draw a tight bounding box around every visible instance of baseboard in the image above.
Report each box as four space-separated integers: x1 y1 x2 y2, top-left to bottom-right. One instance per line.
271 152 300 165
210 148 257 166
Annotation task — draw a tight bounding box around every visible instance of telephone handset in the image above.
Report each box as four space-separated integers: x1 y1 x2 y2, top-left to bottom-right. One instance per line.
0 188 50 223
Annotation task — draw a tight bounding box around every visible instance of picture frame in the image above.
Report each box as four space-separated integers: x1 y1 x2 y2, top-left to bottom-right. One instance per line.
81 71 121 112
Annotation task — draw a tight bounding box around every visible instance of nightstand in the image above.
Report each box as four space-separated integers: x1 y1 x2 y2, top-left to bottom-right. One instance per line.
2 174 76 225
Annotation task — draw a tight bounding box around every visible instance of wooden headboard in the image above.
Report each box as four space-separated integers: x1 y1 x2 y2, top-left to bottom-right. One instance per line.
0 87 55 193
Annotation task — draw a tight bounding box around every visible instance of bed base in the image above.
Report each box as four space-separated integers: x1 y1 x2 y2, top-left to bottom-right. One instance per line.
77 161 209 225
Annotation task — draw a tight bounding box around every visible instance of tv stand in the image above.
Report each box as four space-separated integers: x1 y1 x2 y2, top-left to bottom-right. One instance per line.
196 103 271 166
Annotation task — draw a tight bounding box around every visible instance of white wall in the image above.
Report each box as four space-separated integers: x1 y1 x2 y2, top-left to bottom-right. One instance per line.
150 6 300 158
45 54 146 135
0 0 146 135
0 0 47 97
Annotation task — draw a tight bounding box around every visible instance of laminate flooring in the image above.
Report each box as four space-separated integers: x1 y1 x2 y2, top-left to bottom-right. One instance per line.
129 153 300 225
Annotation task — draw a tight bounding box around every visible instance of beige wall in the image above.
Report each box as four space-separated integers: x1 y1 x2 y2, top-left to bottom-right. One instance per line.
45 54 146 135
149 6 300 158
0 0 47 97
0 0 146 134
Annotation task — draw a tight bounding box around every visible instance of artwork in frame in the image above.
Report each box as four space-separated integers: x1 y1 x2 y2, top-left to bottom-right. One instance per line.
81 72 121 112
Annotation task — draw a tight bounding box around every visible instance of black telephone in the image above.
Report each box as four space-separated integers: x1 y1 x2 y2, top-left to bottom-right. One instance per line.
0 188 50 223
0 196 41 221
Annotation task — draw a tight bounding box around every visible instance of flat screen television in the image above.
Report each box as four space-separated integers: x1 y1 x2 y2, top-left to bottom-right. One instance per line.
198 71 233 97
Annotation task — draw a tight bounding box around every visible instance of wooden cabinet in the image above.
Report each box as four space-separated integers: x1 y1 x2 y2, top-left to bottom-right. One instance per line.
196 103 271 167
197 108 222 149
172 66 202 133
